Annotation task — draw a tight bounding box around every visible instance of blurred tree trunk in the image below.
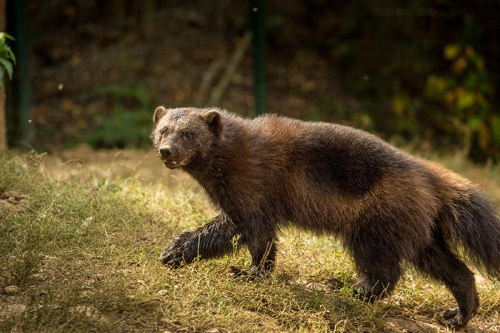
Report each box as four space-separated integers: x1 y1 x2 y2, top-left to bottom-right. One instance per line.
0 0 6 152
208 31 252 106
251 0 268 115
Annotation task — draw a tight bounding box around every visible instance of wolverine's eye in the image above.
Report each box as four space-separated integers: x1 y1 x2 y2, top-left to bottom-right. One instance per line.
159 127 167 135
182 130 194 140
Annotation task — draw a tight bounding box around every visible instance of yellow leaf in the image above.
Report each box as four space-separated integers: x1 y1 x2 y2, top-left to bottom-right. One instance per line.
444 44 460 60
464 45 475 59
392 96 405 117
457 92 475 109
452 57 467 74
444 91 456 109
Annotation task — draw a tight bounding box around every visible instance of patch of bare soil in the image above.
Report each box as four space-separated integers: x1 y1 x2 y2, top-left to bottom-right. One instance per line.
0 191 28 217
0 303 27 320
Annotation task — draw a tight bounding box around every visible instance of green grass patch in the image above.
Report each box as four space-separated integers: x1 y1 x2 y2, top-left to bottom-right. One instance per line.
0 152 498 332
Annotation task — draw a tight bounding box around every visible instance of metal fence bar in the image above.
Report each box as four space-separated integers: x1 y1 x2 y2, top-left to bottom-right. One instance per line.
8 0 33 147
251 0 267 116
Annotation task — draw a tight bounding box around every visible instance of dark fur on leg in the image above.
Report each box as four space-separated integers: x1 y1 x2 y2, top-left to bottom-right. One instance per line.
352 274 400 302
161 215 238 267
351 260 402 302
412 229 479 328
231 238 277 279
345 218 404 302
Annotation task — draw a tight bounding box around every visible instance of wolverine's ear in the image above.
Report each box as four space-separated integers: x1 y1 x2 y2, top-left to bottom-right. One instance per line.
153 106 167 125
204 110 222 137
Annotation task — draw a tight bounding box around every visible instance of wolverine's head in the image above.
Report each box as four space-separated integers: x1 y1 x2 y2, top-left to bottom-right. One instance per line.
150 107 222 169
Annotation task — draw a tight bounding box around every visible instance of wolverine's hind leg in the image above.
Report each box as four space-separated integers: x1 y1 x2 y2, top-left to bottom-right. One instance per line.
412 232 479 328
351 262 402 302
348 241 403 301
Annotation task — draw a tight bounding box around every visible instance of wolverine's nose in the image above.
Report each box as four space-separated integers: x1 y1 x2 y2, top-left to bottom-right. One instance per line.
160 146 172 159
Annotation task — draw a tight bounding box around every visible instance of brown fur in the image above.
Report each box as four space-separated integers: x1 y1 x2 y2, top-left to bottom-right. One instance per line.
151 107 500 328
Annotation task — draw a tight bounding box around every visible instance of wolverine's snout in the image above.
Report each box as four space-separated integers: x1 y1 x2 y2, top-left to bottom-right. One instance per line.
158 144 185 169
160 146 172 159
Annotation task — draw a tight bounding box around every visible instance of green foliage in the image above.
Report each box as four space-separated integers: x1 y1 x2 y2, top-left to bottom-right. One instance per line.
87 83 155 149
0 32 16 91
87 108 152 149
391 93 420 137
315 1 499 161
423 44 496 161
384 42 496 161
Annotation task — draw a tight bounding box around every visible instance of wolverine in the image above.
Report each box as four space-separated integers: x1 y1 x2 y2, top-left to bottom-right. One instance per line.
151 106 500 327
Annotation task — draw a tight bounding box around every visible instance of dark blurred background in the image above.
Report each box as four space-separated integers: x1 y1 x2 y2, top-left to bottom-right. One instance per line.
3 0 500 162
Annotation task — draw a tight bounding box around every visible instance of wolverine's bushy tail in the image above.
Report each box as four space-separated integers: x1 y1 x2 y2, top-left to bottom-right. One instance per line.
442 187 500 278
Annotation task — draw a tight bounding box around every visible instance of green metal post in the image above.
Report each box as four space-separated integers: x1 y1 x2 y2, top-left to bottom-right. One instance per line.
7 0 32 147
251 0 268 116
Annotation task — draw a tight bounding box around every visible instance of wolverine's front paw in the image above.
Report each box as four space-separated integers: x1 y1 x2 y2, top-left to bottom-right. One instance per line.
160 247 186 267
160 231 195 267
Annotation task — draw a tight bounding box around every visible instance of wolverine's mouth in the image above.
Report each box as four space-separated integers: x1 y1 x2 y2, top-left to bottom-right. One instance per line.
163 161 184 169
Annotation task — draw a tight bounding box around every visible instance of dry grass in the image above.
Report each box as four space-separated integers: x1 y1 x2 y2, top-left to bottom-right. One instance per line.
0 149 499 332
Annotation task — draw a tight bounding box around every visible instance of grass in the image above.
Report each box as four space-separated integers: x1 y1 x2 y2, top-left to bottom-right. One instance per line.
0 150 499 332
